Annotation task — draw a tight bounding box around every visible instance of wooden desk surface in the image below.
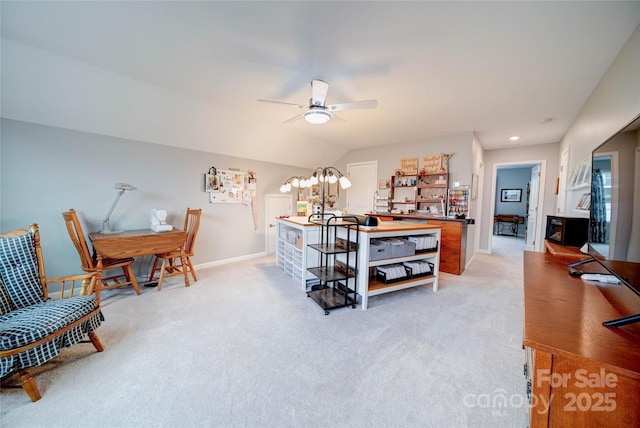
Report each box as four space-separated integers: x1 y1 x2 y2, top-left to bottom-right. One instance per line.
89 228 186 259
543 240 592 261
523 251 640 379
277 216 441 233
359 221 440 233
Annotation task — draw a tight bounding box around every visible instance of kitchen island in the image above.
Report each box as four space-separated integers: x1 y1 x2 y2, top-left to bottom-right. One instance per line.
276 217 442 309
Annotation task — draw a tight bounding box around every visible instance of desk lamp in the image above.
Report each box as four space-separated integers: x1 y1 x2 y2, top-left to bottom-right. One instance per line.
102 183 137 234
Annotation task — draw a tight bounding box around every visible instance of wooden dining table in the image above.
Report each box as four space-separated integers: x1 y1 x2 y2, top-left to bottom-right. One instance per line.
89 228 189 292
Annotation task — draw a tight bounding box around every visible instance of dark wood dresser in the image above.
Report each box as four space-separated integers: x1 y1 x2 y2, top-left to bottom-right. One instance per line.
523 251 640 427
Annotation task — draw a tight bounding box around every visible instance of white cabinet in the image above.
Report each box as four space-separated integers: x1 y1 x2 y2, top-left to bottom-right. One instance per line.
275 217 321 291
353 222 441 310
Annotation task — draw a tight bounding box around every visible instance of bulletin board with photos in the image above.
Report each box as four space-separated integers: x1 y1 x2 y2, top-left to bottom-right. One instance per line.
206 168 257 204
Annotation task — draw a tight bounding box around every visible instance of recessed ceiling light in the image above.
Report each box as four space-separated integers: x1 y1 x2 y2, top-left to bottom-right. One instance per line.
509 136 520 141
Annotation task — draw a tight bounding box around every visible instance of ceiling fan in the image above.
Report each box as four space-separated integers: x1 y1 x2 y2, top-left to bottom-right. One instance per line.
257 79 378 124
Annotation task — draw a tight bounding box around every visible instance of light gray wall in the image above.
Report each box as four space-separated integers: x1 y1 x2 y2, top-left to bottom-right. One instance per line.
335 131 474 191
335 131 478 264
0 119 310 278
559 24 640 211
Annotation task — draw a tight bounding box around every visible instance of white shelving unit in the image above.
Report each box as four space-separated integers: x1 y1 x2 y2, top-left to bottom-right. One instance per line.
275 217 321 291
373 190 391 214
447 187 470 217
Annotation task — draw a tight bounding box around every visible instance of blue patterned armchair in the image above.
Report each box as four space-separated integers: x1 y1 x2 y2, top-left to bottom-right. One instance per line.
0 224 104 402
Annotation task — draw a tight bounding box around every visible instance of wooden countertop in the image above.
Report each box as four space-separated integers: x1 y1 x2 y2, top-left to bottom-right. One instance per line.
543 240 592 261
277 216 440 233
368 213 468 223
276 216 317 226
359 221 440 233
523 251 640 379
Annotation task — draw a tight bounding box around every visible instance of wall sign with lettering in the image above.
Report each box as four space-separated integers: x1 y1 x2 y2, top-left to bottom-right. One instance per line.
422 153 452 173
400 157 419 175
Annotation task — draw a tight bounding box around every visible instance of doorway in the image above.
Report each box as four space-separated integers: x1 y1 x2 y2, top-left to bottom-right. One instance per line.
488 160 546 255
265 194 292 254
346 161 378 215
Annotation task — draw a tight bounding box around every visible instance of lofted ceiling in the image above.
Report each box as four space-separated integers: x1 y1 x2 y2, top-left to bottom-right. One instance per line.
1 1 639 169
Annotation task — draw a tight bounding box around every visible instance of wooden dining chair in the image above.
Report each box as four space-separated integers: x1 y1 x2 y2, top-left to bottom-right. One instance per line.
62 209 141 296
148 208 202 289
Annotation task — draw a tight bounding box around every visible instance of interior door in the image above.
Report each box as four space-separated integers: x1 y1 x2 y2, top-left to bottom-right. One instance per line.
525 165 540 251
346 161 377 215
265 194 292 254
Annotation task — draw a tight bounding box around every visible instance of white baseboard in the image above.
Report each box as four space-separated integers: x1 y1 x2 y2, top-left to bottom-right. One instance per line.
194 251 268 270
465 253 476 269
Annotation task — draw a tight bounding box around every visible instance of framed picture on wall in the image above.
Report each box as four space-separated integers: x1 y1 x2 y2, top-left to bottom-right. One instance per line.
501 188 522 202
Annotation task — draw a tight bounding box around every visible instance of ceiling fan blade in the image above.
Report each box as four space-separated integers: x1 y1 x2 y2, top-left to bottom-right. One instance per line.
310 80 329 107
257 99 306 109
332 113 345 122
327 99 378 111
283 112 306 124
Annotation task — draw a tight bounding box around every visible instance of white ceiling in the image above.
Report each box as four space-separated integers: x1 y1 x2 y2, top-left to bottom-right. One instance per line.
2 1 639 168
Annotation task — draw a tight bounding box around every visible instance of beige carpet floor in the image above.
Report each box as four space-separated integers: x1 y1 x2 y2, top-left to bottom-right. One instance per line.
1 235 528 428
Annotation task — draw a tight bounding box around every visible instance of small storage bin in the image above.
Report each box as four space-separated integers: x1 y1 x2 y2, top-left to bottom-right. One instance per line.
408 235 438 251
376 263 409 284
286 229 299 244
381 238 416 257
369 239 391 260
334 260 356 277
403 260 434 277
336 237 358 251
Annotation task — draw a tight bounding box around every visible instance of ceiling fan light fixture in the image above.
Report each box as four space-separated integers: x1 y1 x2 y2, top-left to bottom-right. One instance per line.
304 109 331 124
